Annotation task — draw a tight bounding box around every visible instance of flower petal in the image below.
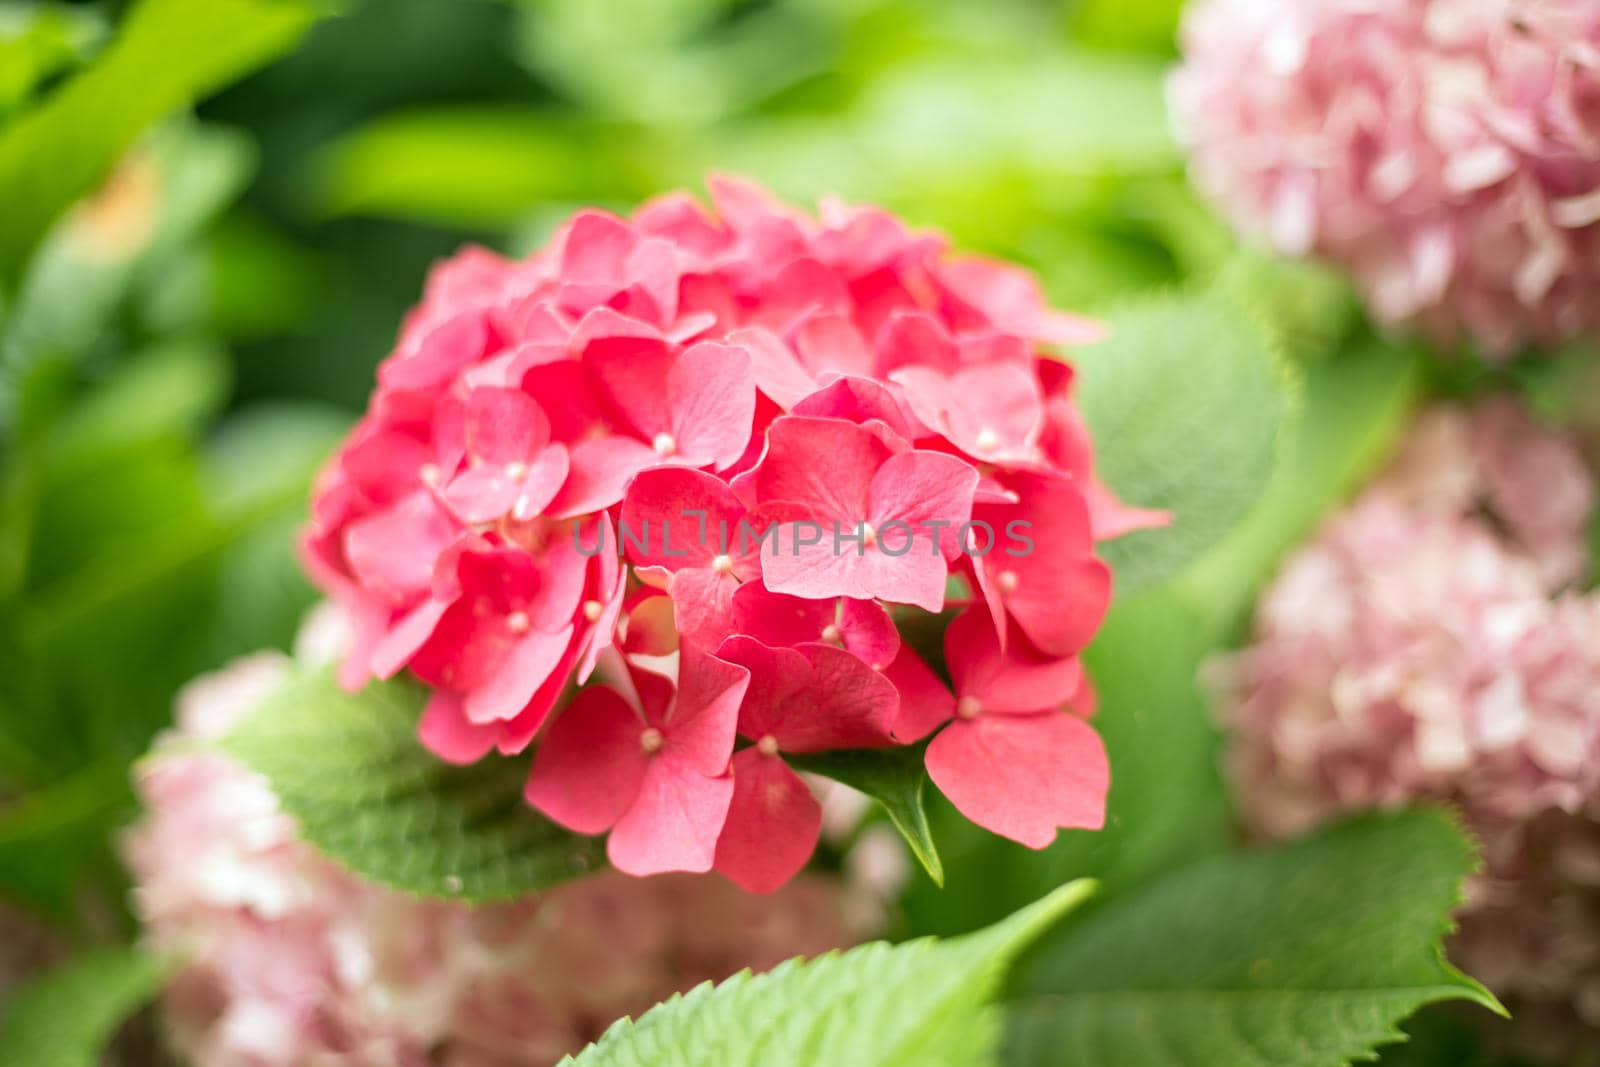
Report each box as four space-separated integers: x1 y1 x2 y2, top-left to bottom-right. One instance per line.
525 685 650 835
925 711 1108 849
607 759 734 876
417 691 496 766
714 750 822 893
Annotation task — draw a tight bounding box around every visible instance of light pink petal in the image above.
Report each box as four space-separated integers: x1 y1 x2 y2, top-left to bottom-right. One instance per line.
975 472 1111 657
714 750 822 893
753 506 878 605
417 691 497 766
668 342 756 470
607 760 734 876
784 643 898 752
793 312 876 380
851 538 954 613
892 364 1043 462
462 387 549 463
867 450 979 546
875 309 959 375
499 642 579 755
730 326 818 410
343 492 459 600
559 209 637 280
945 609 1085 714
549 435 660 517
463 624 574 726
1083 481 1172 540
620 466 744 571
370 597 450 679
838 598 900 671
666 567 742 645
791 375 928 444
926 712 1108 848
524 686 649 834
440 465 522 525
884 643 955 743
661 644 749 777
727 582 835 646
583 333 676 439
378 312 489 391
750 416 887 523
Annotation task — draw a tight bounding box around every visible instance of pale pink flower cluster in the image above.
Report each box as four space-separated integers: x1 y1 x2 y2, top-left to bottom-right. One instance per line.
1171 0 1600 356
1219 398 1600 1051
126 650 870 1067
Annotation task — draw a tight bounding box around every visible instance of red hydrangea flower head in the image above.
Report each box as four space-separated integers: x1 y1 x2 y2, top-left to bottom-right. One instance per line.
303 177 1155 887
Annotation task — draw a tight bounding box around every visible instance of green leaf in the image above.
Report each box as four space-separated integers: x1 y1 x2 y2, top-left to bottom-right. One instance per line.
1176 337 1420 638
0 0 318 279
1004 810 1503 1067
0 946 166 1067
561 879 1095 1067
222 668 606 901
1076 289 1291 593
789 743 944 887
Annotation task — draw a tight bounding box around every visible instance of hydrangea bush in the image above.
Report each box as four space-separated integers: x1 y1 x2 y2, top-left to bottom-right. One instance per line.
1219 397 1600 1057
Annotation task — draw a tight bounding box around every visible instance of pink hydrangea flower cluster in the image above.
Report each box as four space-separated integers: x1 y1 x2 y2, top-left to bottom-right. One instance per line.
303 177 1152 891
1171 0 1600 356
126 650 873 1067
1218 398 1600 1051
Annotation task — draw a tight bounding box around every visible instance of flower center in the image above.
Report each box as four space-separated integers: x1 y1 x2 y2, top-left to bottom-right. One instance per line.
860 523 877 549
997 570 1020 594
820 623 842 644
420 463 441 486
640 727 665 754
975 428 999 453
956 695 983 720
504 461 528 480
652 432 678 457
506 611 531 635
756 734 780 756
711 554 735 574
582 599 604 623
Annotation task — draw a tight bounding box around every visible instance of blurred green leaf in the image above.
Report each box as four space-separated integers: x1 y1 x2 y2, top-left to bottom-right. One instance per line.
308 106 638 226
204 211 327 339
790 744 943 887
1076 289 1291 594
1217 250 1362 364
1177 337 1421 638
515 0 831 123
41 342 229 472
200 402 347 517
1005 810 1502 1067
1068 0 1183 56
562 880 1094 1067
0 945 165 1067
0 0 319 280
0 6 102 116
224 668 607 901
0 760 129 922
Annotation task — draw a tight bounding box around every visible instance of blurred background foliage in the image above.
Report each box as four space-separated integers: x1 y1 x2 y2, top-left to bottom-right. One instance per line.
2 0 1495 1062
